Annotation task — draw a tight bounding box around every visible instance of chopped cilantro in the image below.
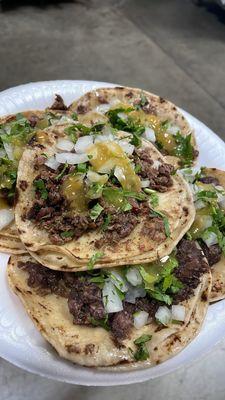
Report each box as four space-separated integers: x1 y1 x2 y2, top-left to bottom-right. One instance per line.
150 210 170 237
87 183 104 199
71 112 78 121
196 190 217 201
173 133 195 167
149 192 159 207
33 179 48 200
102 214 111 231
90 203 104 220
60 230 74 238
89 316 110 331
132 334 152 361
121 200 132 212
134 164 141 173
87 252 104 270
76 163 87 173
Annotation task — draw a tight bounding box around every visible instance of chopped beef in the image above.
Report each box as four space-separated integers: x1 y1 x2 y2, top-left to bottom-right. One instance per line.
68 278 105 325
19 180 28 191
28 114 40 128
198 176 219 186
200 242 222 266
77 104 88 114
134 149 173 192
109 309 133 340
141 217 166 242
104 211 138 243
50 94 68 111
18 260 73 297
173 239 209 302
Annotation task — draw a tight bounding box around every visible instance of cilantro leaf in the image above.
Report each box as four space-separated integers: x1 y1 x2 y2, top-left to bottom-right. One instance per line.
102 214 111 231
173 133 195 167
60 230 74 239
133 334 152 361
89 316 110 331
87 252 104 270
150 210 170 237
90 203 104 220
33 179 48 200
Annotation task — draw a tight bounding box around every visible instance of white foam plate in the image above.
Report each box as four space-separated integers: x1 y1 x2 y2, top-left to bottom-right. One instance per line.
0 80 225 386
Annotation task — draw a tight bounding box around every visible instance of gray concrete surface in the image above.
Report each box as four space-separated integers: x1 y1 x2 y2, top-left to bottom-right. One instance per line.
0 0 225 398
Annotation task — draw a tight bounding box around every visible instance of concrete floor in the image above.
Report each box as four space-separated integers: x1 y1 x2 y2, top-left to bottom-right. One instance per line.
0 0 225 398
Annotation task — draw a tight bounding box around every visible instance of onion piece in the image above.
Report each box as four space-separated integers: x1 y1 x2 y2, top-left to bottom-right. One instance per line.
0 209 14 230
167 125 180 135
94 133 114 143
144 127 156 142
141 179 150 188
202 215 213 229
195 199 205 210
55 116 75 125
110 270 129 293
155 306 172 326
202 231 218 247
118 140 134 156
117 112 128 121
3 142 14 160
102 281 123 313
75 136 94 154
0 149 6 158
133 311 149 329
125 285 146 304
126 267 143 286
56 152 89 165
95 104 111 114
56 139 74 152
152 160 162 169
171 305 185 322
86 170 108 184
44 156 60 171
114 166 125 184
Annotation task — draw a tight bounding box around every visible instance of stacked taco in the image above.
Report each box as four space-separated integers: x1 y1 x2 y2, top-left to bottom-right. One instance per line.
2 86 225 369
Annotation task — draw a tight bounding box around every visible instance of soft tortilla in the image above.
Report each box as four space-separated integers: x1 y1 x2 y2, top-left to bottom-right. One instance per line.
203 168 225 303
69 86 198 168
0 109 71 254
7 254 211 368
15 124 195 271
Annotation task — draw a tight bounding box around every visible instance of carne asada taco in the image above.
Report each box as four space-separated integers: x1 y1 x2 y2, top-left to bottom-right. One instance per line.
7 239 211 367
69 86 198 168
0 97 74 254
181 167 225 302
15 120 195 271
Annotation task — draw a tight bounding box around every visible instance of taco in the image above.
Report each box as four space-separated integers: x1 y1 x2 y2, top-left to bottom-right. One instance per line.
0 95 74 254
7 239 211 367
69 86 198 168
182 167 225 302
15 120 195 271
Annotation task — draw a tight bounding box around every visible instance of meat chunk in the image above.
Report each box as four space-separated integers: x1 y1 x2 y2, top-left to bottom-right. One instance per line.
50 94 68 110
198 176 219 186
200 242 222 266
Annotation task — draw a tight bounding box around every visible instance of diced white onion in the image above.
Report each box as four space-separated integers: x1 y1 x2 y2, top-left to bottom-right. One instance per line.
95 104 111 114
202 231 218 247
0 149 6 158
215 186 225 208
141 179 150 188
110 270 129 293
219 197 225 209
167 125 180 135
152 160 162 169
179 168 197 184
56 138 74 152
126 268 143 286
117 112 128 121
133 311 149 329
86 170 108 184
155 306 172 326
74 135 94 154
0 209 14 230
55 116 75 125
144 127 156 142
125 285 146 304
3 142 14 160
171 305 185 322
44 156 60 170
202 215 213 229
195 199 205 210
103 281 123 313
160 255 169 263
118 140 134 156
56 152 89 165
114 166 125 183
94 133 114 143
